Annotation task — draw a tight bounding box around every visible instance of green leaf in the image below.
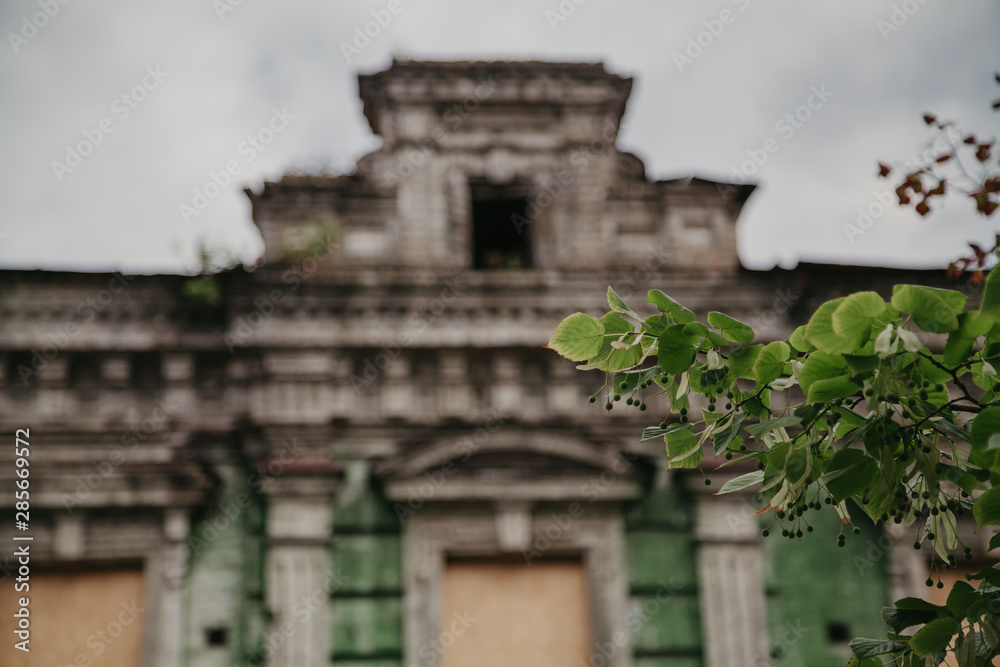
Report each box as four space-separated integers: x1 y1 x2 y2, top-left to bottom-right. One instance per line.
681 321 710 337
716 470 764 494
849 637 908 660
966 563 1000 587
728 345 762 379
607 286 640 321
712 412 747 456
989 531 1000 552
666 428 703 469
798 352 849 394
946 581 977 618
547 313 605 361
640 423 689 442
707 311 754 344
806 297 866 354
944 311 993 365
642 314 671 337
706 331 729 347
766 440 792 469
846 658 882 667
658 325 698 374
806 376 862 404
596 312 642 371
785 448 809 484
970 407 1000 454
982 615 1000 650
843 353 881 376
943 336 975 367
789 325 816 352
958 629 976 666
746 416 802 439
824 449 878 502
979 266 1000 324
882 605 940 633
648 289 695 324
895 597 945 612
891 284 964 333
754 340 790 386
909 617 960 657
934 419 972 445
973 486 1000 530
832 291 887 339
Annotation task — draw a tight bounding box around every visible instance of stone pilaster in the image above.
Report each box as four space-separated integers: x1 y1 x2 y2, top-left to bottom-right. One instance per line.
690 473 770 667
261 464 339 667
152 508 190 667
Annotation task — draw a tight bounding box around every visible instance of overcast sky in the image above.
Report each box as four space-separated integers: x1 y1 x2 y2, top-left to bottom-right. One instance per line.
0 0 996 274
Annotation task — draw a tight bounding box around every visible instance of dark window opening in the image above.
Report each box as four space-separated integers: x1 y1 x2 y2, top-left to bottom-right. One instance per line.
827 622 850 643
131 352 162 390
194 352 227 398
205 627 228 647
70 354 101 387
6 352 37 390
471 192 531 270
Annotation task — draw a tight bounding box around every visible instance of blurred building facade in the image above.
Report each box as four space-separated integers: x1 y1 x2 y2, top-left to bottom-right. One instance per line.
0 61 982 667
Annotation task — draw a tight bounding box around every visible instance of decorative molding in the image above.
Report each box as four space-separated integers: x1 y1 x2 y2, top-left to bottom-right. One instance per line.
403 507 631 667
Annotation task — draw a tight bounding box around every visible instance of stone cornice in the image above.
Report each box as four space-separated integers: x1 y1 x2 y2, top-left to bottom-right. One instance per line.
358 59 633 137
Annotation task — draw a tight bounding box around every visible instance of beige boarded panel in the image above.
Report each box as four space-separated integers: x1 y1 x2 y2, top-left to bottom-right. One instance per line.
441 558 591 667
0 567 145 667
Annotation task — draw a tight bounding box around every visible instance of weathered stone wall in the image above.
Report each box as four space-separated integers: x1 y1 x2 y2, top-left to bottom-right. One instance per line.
0 59 975 667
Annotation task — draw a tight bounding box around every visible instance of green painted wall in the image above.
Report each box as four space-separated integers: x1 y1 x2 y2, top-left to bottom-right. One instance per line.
180 458 892 667
183 459 267 667
625 463 704 667
331 463 404 665
763 502 889 667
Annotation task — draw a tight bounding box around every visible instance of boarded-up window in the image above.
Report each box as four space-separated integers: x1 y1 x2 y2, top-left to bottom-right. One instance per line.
441 557 591 667
0 566 145 666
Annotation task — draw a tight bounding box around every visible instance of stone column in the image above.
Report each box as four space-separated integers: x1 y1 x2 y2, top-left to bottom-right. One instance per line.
887 522 925 603
690 473 770 667
261 464 339 667
151 508 190 667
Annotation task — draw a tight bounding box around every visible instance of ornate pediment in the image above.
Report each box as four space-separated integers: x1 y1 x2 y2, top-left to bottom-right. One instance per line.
375 427 642 503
